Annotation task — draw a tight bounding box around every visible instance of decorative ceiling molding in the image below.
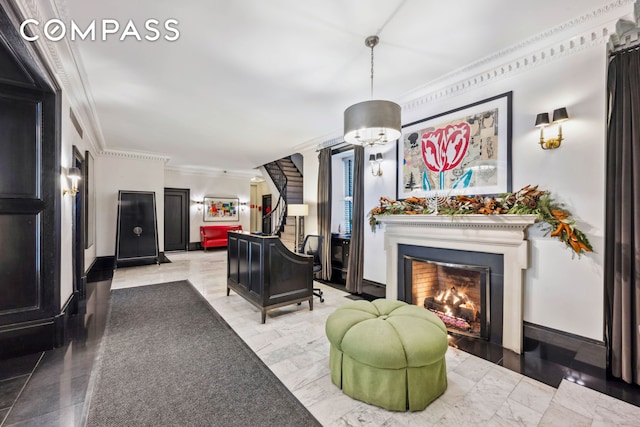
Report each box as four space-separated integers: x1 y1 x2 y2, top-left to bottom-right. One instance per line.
100 149 171 163
317 136 344 150
293 131 343 154
50 0 106 152
607 0 640 50
312 0 635 151
7 0 65 87
9 0 106 154
401 0 633 111
165 165 258 179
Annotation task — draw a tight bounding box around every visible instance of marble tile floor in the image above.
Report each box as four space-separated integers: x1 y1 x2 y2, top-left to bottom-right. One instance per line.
2 249 640 426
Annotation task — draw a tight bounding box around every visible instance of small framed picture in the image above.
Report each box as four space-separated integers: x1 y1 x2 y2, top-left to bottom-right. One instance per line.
203 197 239 222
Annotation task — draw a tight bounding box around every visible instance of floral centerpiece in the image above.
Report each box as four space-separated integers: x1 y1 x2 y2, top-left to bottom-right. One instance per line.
369 185 593 255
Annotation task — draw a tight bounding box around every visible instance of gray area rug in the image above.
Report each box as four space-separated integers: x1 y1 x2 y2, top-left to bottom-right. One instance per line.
86 281 321 426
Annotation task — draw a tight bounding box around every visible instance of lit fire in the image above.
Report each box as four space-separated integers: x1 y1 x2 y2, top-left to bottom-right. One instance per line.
433 287 476 313
425 286 477 332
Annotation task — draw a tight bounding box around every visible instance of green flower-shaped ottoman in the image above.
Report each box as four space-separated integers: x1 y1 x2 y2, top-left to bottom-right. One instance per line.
325 299 448 411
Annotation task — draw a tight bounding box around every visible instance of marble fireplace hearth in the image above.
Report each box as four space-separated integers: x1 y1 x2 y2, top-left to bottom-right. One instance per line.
376 214 537 354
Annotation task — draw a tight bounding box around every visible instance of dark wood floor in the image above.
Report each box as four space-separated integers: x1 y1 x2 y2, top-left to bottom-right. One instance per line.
0 279 111 426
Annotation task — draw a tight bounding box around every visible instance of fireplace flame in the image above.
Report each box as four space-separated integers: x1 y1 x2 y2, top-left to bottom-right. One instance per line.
434 287 475 312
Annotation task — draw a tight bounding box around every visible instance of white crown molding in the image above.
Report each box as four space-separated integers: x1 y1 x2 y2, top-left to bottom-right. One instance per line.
400 0 634 111
310 1 635 150
293 130 343 153
9 0 106 154
100 149 171 163
6 0 64 89
52 0 106 153
607 0 640 50
164 165 258 179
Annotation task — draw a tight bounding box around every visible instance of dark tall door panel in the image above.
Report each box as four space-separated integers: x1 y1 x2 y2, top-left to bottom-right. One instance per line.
0 4 61 358
0 90 57 321
0 215 39 312
164 188 189 251
116 191 159 265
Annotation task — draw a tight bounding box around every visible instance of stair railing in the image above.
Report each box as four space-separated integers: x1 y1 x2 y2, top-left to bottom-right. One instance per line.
263 161 288 235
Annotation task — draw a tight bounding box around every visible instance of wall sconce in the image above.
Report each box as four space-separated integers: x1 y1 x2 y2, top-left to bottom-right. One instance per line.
535 107 569 150
194 200 203 212
368 152 383 176
240 202 248 211
63 167 81 197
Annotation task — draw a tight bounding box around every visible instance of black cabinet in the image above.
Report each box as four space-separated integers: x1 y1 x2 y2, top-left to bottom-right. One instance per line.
116 191 159 266
227 232 313 323
331 235 351 284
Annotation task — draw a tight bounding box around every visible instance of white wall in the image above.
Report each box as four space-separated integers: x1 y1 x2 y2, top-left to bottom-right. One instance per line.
59 93 98 307
164 169 251 242
378 49 605 340
301 22 612 342
301 146 319 236
95 155 166 256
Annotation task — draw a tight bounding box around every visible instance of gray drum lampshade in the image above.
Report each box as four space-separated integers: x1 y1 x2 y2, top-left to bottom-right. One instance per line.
344 100 401 145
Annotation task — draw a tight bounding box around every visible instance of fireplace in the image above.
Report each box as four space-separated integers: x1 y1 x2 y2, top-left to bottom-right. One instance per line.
376 214 536 353
405 257 490 339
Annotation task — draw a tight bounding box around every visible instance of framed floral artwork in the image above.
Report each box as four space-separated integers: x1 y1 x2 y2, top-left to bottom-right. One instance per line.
203 196 239 222
397 92 512 200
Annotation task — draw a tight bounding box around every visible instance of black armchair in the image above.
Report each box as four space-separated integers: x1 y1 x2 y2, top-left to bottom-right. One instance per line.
300 235 324 303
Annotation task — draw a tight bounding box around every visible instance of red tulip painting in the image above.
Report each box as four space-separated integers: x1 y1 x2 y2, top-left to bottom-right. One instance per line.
421 123 471 189
397 92 512 200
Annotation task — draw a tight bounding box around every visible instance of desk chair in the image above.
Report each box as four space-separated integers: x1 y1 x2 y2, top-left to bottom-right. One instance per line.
300 235 324 303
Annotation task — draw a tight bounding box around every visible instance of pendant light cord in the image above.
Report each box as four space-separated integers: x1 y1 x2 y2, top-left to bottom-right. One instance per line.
370 43 374 99
365 35 380 100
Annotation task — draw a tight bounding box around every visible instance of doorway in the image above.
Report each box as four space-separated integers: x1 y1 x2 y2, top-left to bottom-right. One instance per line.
164 188 190 251
0 3 62 356
262 194 272 233
72 147 85 297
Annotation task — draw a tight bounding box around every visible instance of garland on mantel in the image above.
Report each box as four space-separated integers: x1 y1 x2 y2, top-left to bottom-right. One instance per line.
369 185 593 255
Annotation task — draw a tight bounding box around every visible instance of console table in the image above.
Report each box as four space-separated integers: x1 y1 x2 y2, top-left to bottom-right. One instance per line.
227 231 314 323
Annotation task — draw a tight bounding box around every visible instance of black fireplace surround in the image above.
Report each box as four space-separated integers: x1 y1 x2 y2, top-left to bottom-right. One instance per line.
398 244 504 346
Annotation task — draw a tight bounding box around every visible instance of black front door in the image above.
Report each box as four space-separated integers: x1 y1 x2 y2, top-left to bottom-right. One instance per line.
164 188 189 251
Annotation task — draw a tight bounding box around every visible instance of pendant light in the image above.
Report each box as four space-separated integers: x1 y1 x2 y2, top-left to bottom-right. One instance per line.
344 35 401 146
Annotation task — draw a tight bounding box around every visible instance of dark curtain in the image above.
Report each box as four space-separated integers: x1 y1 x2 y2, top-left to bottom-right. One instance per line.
346 146 364 294
317 148 332 281
605 47 640 385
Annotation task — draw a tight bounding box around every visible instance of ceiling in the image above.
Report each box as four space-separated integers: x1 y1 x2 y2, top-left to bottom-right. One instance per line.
62 0 611 173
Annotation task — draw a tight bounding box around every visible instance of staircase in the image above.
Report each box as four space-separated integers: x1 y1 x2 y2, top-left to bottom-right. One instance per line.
263 156 304 251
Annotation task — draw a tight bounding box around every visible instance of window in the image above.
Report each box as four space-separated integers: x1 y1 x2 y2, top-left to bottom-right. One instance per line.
343 156 353 234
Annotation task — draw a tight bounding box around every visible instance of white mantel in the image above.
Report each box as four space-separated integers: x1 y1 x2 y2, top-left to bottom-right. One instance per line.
376 214 538 354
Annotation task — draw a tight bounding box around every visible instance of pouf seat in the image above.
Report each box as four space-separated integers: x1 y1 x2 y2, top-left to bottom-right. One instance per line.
325 299 448 411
